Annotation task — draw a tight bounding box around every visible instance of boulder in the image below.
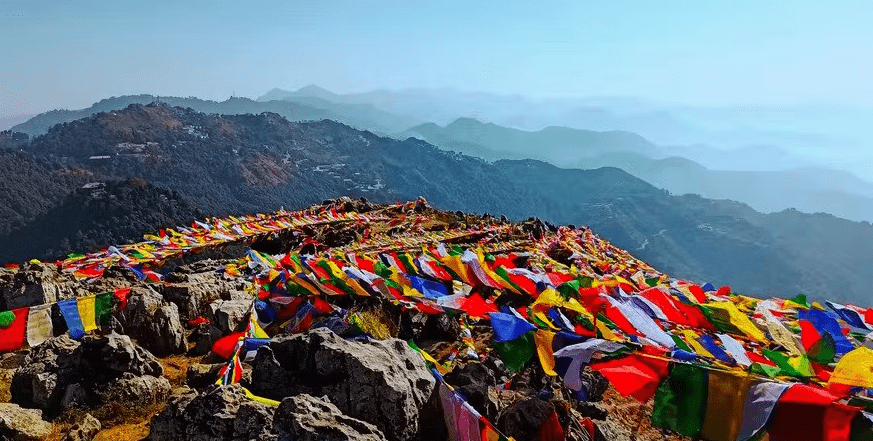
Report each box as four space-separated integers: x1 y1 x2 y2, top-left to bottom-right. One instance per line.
0 262 84 310
100 373 171 406
498 397 556 441
250 328 435 441
148 385 275 441
0 403 52 440
443 361 500 420
209 299 251 334
11 332 163 416
159 263 250 319
61 413 101 441
273 394 387 441
186 363 225 390
119 286 188 356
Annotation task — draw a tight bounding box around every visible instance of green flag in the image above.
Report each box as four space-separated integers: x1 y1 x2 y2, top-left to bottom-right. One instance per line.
651 363 708 437
493 331 535 372
95 292 113 325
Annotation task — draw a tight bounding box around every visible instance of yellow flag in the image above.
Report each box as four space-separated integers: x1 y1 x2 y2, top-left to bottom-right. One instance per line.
830 346 873 388
682 330 715 358
706 301 766 342
78 295 97 332
700 370 753 441
534 329 557 376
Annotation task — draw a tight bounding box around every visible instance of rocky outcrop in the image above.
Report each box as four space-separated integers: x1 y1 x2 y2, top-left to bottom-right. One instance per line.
498 397 556 441
273 394 387 441
159 260 250 319
250 328 436 441
0 262 84 310
209 299 251 334
11 332 163 416
60 413 101 441
119 286 187 356
0 403 53 440
443 361 500 420
148 385 276 441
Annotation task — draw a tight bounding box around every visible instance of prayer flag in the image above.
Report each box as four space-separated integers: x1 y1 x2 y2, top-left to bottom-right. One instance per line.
651 362 708 438
0 308 28 352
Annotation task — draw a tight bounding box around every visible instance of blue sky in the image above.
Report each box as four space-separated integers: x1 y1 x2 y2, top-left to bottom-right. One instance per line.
1 0 871 116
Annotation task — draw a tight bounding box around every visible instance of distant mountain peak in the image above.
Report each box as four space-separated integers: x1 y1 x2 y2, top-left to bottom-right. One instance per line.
294 84 336 98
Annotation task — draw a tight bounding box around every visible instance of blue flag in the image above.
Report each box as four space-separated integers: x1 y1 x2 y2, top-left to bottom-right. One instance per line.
797 309 854 355
489 312 536 342
58 299 85 339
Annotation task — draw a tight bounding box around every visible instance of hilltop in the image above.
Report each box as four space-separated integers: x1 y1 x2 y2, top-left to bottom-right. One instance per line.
2 103 873 305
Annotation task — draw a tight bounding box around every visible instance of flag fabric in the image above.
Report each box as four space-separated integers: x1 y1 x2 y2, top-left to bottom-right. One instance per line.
493 331 535 372
534 329 557 376
438 382 481 441
801 319 837 364
0 308 28 352
762 349 815 378
58 299 85 339
798 309 855 355
700 370 754 441
94 292 113 325
589 353 669 402
826 301 871 330
26 304 53 348
77 295 97 332
717 333 752 366
829 346 873 389
489 312 536 342
651 362 709 438
736 380 790 441
703 301 766 342
696 334 735 364
553 338 626 391
408 275 449 299
537 411 565 441
769 383 859 441
606 297 675 348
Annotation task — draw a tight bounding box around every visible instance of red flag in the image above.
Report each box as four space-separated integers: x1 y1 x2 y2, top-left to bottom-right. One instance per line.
461 294 498 318
769 384 859 441
0 308 28 352
590 353 669 402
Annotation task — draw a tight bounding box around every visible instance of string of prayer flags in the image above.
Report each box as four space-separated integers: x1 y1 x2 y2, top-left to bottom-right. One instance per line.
26 304 53 348
58 299 85 339
0 308 28 352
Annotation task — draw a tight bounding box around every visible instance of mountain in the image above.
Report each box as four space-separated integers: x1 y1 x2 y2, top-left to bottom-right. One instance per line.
261 86 873 181
3 103 873 305
401 118 873 222
399 117 661 165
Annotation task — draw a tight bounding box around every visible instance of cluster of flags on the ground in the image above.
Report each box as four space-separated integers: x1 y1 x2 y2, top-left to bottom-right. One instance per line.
0 288 131 351
207 220 873 441
6 200 873 440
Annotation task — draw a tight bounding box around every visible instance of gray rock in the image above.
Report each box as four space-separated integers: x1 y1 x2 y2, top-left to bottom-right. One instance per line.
186 363 225 390
148 385 275 441
0 402 52 440
250 328 435 441
497 397 556 441
61 413 101 441
0 262 84 310
11 332 163 416
101 373 171 406
159 266 250 319
209 299 251 334
119 286 188 356
273 394 387 441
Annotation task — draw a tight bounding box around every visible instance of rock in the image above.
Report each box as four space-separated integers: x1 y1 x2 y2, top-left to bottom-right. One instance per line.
0 402 52 440
11 332 163 416
159 265 250 319
186 363 224 390
250 328 435 441
10 334 80 411
0 263 84 310
148 385 275 441
580 368 610 403
101 373 171 406
273 394 387 441
119 286 188 356
209 299 251 334
189 322 222 356
498 397 555 441
443 362 500 420
61 413 101 441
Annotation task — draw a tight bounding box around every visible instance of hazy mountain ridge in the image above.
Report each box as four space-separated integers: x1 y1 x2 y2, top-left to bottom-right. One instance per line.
404 117 873 222
3 104 873 305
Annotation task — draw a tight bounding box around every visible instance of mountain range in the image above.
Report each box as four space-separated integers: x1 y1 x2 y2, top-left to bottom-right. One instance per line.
2 103 872 306
12 88 873 223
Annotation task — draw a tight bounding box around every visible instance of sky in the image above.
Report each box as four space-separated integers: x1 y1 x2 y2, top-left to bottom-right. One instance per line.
1 0 872 117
